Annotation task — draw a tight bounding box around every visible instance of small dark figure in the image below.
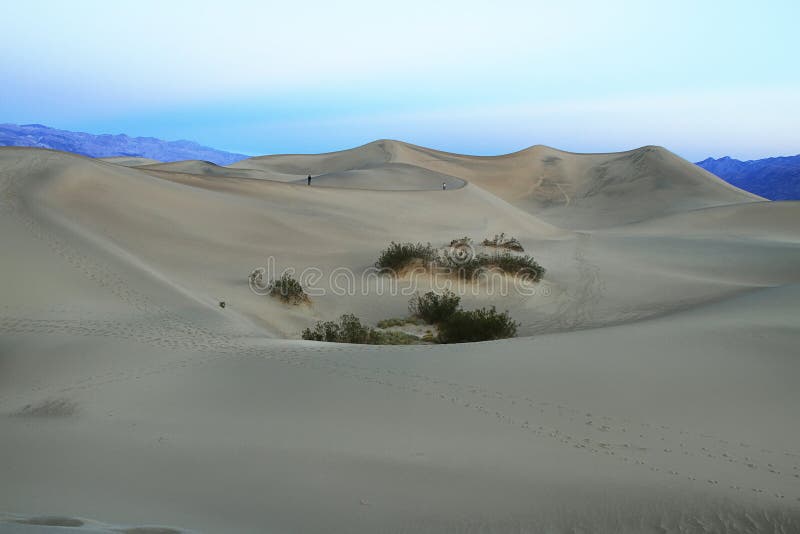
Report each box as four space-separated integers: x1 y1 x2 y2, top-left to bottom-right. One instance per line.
307 174 312 186
219 301 226 309
442 182 447 191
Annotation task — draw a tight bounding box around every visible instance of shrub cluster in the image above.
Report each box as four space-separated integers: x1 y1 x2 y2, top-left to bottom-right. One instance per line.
482 252 545 282
449 236 473 247
437 306 518 343
371 330 422 345
376 317 422 328
482 232 524 252
268 273 309 305
374 241 436 272
375 237 544 283
439 251 545 281
302 313 371 343
302 314 420 345
409 290 518 343
408 290 461 324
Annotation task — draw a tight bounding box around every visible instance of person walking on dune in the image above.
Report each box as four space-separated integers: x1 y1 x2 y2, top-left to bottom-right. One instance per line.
307 174 312 186
442 181 447 191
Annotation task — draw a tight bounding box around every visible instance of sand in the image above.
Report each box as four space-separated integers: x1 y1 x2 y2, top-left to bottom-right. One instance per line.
97 156 162 167
1 142 798 533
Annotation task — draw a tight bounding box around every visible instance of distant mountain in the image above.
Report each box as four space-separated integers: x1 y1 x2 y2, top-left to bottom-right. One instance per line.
0 123 247 165
696 154 800 201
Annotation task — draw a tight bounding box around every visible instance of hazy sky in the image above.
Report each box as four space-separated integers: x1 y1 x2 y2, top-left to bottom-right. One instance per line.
2 0 798 160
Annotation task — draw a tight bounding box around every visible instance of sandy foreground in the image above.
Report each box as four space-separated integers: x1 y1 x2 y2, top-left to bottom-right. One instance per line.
0 142 799 533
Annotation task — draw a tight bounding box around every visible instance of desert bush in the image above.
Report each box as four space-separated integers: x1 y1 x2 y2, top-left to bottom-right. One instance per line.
369 330 422 345
376 317 422 328
303 314 423 344
337 313 373 343
374 238 544 282
437 306 518 343
482 232 524 252
409 290 461 324
301 320 340 342
375 241 436 273
439 251 545 281
449 236 473 247
268 273 309 304
249 269 264 287
438 253 485 278
483 252 546 281
301 314 372 343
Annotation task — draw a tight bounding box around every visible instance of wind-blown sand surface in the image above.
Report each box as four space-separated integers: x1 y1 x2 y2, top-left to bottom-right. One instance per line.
1 142 799 533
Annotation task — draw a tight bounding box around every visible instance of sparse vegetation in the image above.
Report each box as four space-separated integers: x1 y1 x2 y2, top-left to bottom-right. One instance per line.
439 251 545 281
303 299 519 345
482 232 524 252
409 290 461 324
13 398 78 418
375 241 436 273
376 316 422 328
249 268 265 288
370 330 422 345
302 313 422 344
301 319 342 342
407 290 519 343
449 236 473 247
481 252 545 281
302 313 369 343
374 236 544 283
301 233 540 345
268 273 309 305
437 306 519 343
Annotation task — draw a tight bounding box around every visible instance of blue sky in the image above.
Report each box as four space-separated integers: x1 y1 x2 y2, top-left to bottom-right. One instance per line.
2 0 798 160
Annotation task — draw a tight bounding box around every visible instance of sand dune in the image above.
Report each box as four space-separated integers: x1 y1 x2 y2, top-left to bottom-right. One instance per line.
230 139 393 175
99 156 162 167
1 143 798 533
232 140 762 227
137 159 283 181
299 163 465 190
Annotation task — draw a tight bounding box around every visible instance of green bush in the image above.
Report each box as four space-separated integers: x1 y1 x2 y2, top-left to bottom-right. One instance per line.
374 238 544 283
409 290 461 324
269 272 309 304
484 252 546 282
375 241 436 273
376 317 422 328
302 314 423 344
482 232 524 252
369 330 422 345
301 320 341 342
449 236 473 247
337 313 372 343
437 306 519 343
438 253 484 278
439 251 545 281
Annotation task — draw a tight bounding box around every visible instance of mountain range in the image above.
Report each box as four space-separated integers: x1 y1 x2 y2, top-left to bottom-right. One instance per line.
695 155 800 200
0 123 247 165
